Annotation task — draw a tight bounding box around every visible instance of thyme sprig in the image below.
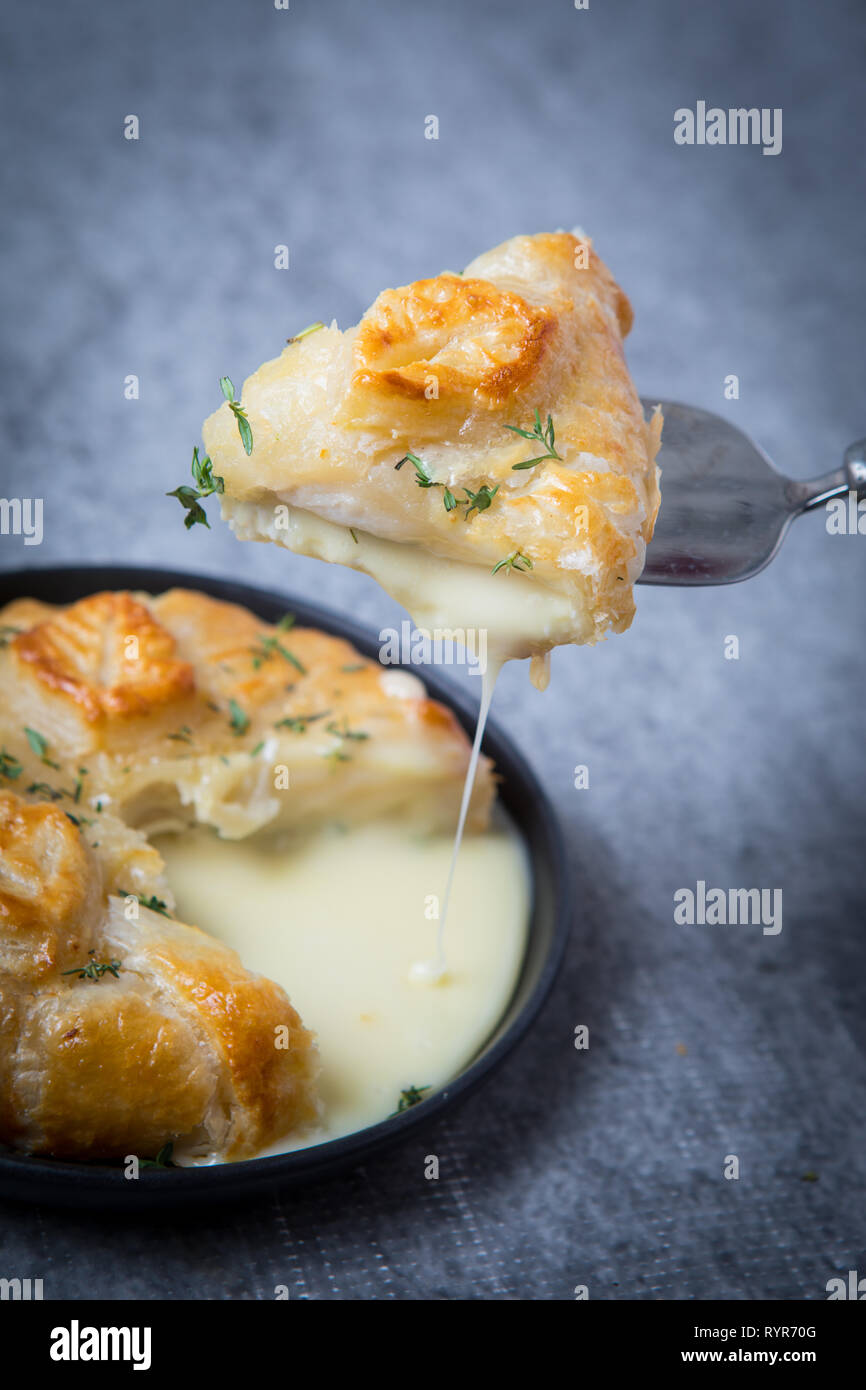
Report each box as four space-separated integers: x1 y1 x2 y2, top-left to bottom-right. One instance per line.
251 615 306 674
62 955 122 981
219 376 254 455
505 409 561 469
326 718 369 742
26 781 64 801
391 1085 430 1114
228 698 250 736
286 321 325 344
0 748 22 781
167 445 225 529
274 710 332 733
119 890 172 918
491 550 533 576
395 452 436 487
140 1142 175 1169
396 453 499 521
461 484 499 519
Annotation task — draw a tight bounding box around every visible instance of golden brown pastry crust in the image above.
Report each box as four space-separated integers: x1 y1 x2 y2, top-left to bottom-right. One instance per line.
13 591 195 723
202 231 662 654
0 793 100 982
0 587 493 836
349 274 559 412
0 586 495 1162
0 791 319 1160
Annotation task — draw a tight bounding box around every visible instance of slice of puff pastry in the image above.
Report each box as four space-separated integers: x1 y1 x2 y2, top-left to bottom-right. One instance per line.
0 587 494 839
202 231 662 671
0 790 318 1160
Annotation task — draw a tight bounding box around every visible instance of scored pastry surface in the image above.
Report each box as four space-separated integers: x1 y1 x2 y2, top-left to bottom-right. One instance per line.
202 231 661 656
0 587 494 1161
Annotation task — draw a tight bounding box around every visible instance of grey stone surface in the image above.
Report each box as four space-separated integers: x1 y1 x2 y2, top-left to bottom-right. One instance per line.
0 0 864 1299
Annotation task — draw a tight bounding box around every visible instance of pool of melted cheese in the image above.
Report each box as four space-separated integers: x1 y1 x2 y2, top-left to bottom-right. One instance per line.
155 816 530 1159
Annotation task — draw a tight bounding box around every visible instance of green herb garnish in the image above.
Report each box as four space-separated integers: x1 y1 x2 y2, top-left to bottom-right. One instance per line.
395 453 499 521
251 616 305 674
228 698 250 736
395 451 435 487
167 445 225 529
219 376 254 455
395 453 460 516
119 890 172 918
0 748 23 781
167 725 193 743
24 727 61 768
505 409 561 469
287 321 325 344
140 1142 175 1169
392 1085 430 1114
349 527 359 544
274 710 331 733
62 956 122 981
26 781 63 800
461 484 499 518
326 719 369 742
491 550 533 576
0 625 21 649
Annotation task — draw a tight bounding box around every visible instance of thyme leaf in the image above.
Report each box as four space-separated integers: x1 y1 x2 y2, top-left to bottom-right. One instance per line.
228 698 250 736
220 376 254 455
391 1084 430 1114
505 409 561 469
491 550 533 576
167 446 225 529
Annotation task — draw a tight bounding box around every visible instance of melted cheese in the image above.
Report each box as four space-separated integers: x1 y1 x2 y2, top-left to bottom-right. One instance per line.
156 816 530 1159
224 499 585 672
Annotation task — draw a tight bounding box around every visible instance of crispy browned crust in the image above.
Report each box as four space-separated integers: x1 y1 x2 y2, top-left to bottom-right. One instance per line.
0 586 495 827
0 587 496 1161
0 793 100 981
0 787 319 1161
201 231 662 650
12 591 195 722
351 274 560 410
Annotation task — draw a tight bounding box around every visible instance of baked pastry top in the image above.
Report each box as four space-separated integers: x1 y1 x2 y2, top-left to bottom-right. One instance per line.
0 587 494 1162
0 587 493 838
202 232 662 665
0 788 318 1161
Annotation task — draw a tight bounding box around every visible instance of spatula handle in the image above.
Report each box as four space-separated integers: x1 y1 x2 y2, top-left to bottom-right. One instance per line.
796 438 866 512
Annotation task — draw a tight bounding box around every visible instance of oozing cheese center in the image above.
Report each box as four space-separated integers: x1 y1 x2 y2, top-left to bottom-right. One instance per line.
156 815 530 1159
224 499 589 665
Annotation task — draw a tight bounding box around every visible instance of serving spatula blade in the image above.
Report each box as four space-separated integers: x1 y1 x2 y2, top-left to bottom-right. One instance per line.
638 399 866 586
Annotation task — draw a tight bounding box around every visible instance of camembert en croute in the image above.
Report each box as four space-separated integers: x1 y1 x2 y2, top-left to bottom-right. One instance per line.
0 588 524 1163
202 231 661 684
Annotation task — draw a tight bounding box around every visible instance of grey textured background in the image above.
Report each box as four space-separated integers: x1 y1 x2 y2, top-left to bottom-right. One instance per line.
1 0 864 1300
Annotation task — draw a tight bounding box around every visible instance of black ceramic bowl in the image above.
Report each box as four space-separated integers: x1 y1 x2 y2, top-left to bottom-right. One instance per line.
0 566 570 1208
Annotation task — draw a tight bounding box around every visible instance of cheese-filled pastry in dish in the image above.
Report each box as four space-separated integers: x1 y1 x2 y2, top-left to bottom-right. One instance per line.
0 790 319 1161
0 587 494 839
0 584 501 1163
201 231 662 678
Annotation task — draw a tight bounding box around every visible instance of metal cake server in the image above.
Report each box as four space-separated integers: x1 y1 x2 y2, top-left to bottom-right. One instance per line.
638 400 866 585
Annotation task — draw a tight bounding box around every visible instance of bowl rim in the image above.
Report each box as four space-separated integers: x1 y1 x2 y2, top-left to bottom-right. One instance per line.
0 564 572 1206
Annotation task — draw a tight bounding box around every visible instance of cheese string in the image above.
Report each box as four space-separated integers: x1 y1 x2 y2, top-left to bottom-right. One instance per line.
410 657 503 984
